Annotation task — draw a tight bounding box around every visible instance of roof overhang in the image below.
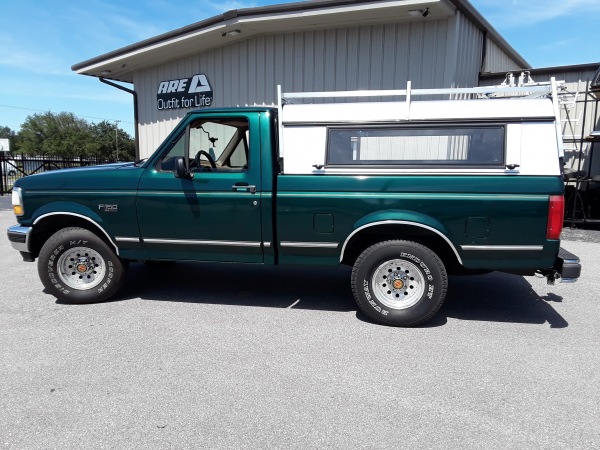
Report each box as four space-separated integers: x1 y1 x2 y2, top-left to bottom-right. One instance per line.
72 0 528 83
72 0 456 83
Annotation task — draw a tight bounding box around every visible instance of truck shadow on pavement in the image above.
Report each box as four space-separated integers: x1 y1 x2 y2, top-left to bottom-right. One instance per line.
110 262 567 328
431 273 568 328
117 262 356 312
352 270 567 328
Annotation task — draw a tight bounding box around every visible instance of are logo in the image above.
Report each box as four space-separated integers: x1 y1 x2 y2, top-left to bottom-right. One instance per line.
156 74 213 111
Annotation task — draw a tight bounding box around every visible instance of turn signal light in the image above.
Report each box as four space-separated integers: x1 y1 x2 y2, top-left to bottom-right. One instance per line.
11 187 24 217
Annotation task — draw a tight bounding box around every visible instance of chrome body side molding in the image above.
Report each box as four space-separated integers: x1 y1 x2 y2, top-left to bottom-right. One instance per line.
461 245 543 251
143 238 262 248
280 241 339 248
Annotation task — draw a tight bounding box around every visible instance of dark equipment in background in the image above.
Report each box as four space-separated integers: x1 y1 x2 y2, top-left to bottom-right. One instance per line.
564 65 600 226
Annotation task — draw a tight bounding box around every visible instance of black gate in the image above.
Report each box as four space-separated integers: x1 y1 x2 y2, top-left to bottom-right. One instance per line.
0 152 116 195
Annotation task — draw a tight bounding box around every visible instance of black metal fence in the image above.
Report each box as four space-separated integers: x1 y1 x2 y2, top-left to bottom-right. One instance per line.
0 152 116 195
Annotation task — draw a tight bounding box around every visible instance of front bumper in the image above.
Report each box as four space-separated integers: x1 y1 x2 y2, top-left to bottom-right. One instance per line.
7 225 32 253
555 247 581 282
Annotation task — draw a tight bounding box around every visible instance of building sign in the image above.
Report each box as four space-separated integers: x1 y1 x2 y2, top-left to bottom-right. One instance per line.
156 74 213 110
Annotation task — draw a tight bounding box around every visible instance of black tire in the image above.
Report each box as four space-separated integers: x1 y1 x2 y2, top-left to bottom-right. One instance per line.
351 240 448 327
37 227 126 303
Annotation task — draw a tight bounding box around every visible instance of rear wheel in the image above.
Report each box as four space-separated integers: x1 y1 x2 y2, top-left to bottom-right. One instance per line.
38 227 126 303
351 240 447 327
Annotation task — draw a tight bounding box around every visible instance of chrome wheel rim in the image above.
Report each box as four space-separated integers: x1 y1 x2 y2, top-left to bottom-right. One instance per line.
57 247 106 290
371 259 425 310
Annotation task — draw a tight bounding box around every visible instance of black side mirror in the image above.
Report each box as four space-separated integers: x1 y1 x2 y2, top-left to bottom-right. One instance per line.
174 156 193 179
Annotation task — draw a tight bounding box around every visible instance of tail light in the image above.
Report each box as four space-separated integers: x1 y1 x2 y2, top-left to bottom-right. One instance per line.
547 195 564 240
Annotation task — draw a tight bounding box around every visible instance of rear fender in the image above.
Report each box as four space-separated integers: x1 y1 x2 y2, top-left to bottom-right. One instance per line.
341 210 462 265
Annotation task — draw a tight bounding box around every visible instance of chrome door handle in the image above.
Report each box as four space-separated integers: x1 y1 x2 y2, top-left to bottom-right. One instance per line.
232 183 256 193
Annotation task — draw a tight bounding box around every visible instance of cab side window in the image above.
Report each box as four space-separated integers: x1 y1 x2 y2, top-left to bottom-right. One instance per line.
158 118 249 173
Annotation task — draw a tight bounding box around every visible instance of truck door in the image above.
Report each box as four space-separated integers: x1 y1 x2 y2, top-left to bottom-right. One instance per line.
136 113 263 262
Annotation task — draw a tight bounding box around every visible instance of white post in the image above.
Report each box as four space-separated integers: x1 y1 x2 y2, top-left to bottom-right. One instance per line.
277 85 284 163
406 80 412 121
550 77 565 158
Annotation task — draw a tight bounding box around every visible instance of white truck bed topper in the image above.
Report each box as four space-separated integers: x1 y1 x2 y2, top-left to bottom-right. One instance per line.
276 77 566 176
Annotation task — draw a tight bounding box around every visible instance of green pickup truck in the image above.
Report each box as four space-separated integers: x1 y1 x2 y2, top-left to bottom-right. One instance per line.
7 82 581 326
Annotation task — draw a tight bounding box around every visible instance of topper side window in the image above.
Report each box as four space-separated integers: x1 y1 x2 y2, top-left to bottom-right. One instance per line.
327 125 505 167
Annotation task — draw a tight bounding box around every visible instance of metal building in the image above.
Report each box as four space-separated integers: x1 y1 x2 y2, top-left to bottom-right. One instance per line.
72 0 529 158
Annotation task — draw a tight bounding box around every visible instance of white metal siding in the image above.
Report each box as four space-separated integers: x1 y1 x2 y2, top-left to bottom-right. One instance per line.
453 12 483 89
483 38 524 73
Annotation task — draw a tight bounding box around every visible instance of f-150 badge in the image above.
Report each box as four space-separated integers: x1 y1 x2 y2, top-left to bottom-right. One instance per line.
98 204 118 212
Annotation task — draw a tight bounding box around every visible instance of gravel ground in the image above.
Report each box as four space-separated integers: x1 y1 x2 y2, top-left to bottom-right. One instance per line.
1 194 599 449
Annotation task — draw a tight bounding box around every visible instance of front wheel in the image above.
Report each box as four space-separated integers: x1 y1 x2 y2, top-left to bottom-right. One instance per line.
351 240 448 327
38 227 126 303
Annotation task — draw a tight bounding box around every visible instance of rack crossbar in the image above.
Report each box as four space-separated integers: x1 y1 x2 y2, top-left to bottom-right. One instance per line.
281 84 554 101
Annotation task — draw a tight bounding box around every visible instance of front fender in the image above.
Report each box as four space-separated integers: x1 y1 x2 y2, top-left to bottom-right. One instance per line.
30 201 119 254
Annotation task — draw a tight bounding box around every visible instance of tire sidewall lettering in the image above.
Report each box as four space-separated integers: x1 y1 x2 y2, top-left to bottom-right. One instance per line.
97 262 114 294
362 279 389 316
400 251 434 282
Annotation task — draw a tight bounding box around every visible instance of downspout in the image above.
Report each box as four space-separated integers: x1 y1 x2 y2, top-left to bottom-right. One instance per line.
480 30 488 77
99 78 140 160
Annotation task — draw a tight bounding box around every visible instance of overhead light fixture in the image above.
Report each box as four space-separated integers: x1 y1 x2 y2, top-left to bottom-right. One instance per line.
100 70 112 76
408 8 430 17
222 29 241 37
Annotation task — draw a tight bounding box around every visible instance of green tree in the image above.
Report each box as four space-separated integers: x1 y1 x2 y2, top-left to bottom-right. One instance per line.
90 121 136 161
18 112 97 157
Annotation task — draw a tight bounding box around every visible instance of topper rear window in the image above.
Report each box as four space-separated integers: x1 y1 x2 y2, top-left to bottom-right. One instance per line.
326 126 505 167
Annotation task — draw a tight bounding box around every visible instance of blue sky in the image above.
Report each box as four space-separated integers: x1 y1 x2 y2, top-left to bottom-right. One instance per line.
1 0 598 140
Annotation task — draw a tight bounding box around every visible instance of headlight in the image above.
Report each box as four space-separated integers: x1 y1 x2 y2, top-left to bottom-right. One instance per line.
12 187 24 216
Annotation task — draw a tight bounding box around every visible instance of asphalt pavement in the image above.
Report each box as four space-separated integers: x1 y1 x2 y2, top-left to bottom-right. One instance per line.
1 194 599 449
